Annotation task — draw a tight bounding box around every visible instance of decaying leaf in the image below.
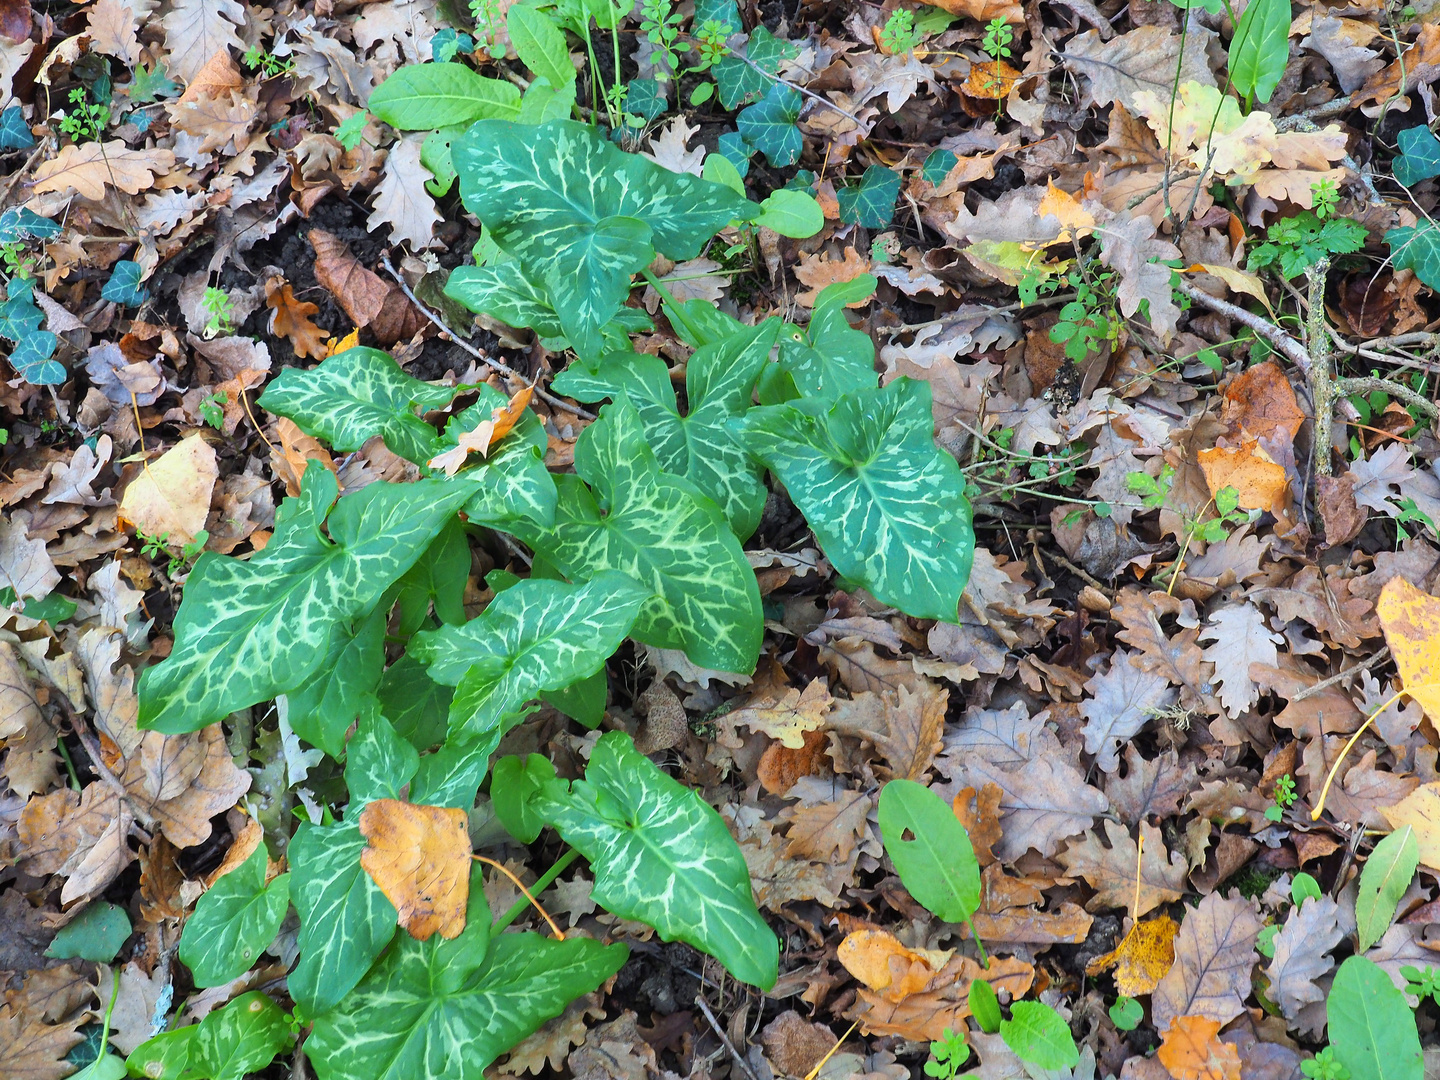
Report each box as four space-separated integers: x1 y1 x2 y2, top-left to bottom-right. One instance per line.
427 381 535 476
730 677 834 749
359 798 473 940
1086 913 1179 996
1157 1015 1242 1080
118 433 220 547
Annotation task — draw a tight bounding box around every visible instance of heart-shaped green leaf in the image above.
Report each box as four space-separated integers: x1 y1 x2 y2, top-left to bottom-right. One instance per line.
368 62 521 130
738 378 974 621
191 992 293 1080
306 869 627 1080
1000 1001 1079 1070
836 165 900 229
878 778 980 925
539 731 778 988
768 275 878 406
139 466 469 733
394 517 470 636
258 346 459 465
408 571 651 807
1395 126 1440 188
511 397 763 674
179 844 291 987
345 707 420 805
288 818 398 1017
554 319 782 537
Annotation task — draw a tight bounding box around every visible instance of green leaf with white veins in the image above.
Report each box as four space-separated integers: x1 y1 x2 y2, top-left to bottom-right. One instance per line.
345 706 420 805
288 818 398 1017
508 397 763 674
367 62 521 130
553 319 782 538
436 388 557 529
192 992 293 1080
285 604 386 758
539 731 778 988
306 866 628 1080
445 262 566 338
138 466 470 734
258 347 459 465
766 275 879 406
738 378 974 621
178 844 291 987
736 82 804 167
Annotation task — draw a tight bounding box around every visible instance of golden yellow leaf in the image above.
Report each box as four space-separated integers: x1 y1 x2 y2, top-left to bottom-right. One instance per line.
427 382 535 476
728 678 833 749
1382 783 1440 869
1036 182 1095 243
964 59 1021 101
118 433 219 548
836 929 952 1002
1377 577 1440 723
1185 265 1274 316
32 141 175 200
359 799 472 941
1197 440 1288 513
325 329 361 357
1085 913 1178 996
1157 1015 1241 1080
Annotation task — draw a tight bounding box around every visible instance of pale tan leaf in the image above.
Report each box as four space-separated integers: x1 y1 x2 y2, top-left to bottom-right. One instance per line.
31 141 175 200
367 135 441 250
1152 891 1263 1032
1058 820 1186 916
1062 26 1216 110
119 432 219 547
160 2 245 83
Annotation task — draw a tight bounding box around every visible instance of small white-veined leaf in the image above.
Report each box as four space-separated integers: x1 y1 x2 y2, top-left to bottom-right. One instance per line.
178 845 290 988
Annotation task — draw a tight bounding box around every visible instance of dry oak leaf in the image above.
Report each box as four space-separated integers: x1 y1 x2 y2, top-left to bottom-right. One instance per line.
849 954 1035 1042
161 1 245 84
952 783 1003 866
271 416 337 497
1264 895 1343 1019
837 929 953 1003
1381 783 1440 870
729 677 834 749
309 228 424 345
367 135 442 250
118 432 219 547
927 0 1022 22
1198 603 1282 720
19 781 137 903
871 681 948 781
1377 577 1440 722
1198 441 1289 514
0 997 87 1080
1152 891 1263 1033
1157 1015 1242 1080
1059 820 1186 916
794 246 870 307
1 640 43 740
360 798 473 941
0 511 62 600
31 141 175 200
785 786 871 862
1356 22 1440 106
428 382 536 476
1095 210 1181 342
1086 913 1179 996
266 283 327 361
87 0 142 64
1185 264 1275 317
1063 26 1216 111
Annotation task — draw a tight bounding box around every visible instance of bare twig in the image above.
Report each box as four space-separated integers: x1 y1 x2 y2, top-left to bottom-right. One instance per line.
1176 282 1312 373
695 994 762 1080
1292 645 1391 702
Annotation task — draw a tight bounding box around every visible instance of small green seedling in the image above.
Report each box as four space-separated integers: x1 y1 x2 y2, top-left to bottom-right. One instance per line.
982 17 1014 59
925 1027 971 1079
1265 773 1297 821
199 391 228 430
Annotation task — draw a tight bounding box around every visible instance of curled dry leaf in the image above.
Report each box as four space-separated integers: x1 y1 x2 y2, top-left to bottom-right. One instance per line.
427 382 535 477
266 282 328 361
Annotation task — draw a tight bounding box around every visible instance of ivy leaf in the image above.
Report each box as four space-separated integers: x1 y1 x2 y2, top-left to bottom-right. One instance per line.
288 818 399 1017
346 707 420 805
0 207 60 243
0 105 34 149
306 867 628 1080
367 62 521 130
453 119 756 356
190 992 293 1080
922 148 958 185
625 77 667 121
509 397 763 674
539 730 779 988
178 845 291 987
408 572 651 807
138 466 470 734
1388 222 1440 291
836 165 901 228
771 275 879 405
553 319 782 537
1395 126 1440 187
738 378 974 620
101 260 149 306
258 346 460 466
714 27 796 108
1328 956 1423 1080
7 328 63 384
736 82 803 167
284 605 387 758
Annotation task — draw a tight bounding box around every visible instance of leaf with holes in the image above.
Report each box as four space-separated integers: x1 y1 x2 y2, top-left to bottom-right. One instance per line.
258 346 460 466
554 319 782 538
367 62 521 130
878 778 980 924
138 466 470 734
538 731 778 988
836 166 901 229
736 82 803 167
509 397 763 674
306 865 629 1080
738 378 974 621
179 844 291 987
407 572 651 808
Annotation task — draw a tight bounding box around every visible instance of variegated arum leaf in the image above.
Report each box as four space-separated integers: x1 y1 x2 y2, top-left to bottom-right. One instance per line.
408 571 651 807
453 119 756 356
289 818 399 1017
435 386 557 529
258 346 460 466
191 992 294 1080
377 652 453 752
738 378 974 621
443 261 653 351
538 731 779 988
306 864 628 1080
178 844 291 988
736 82 804 167
284 604 386 758
765 274 879 406
508 397 763 675
367 61 521 130
138 465 470 734
394 516 470 636
553 318 783 538
346 706 420 805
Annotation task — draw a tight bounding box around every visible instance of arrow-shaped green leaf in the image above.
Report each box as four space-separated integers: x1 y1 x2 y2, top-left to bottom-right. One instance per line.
179 844 291 988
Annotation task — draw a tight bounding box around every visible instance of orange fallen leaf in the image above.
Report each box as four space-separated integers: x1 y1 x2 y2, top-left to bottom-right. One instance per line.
271 417 337 497
266 283 328 361
1219 361 1303 442
848 952 1035 1042
118 432 219 547
1085 913 1178 996
1036 181 1095 244
837 929 952 1003
326 328 361 357
1377 578 1440 723
1197 440 1288 513
427 382 535 476
1157 1015 1241 1080
359 799 472 941
964 60 1022 101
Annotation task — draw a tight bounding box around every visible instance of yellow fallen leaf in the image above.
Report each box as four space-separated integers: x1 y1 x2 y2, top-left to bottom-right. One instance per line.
427 382 535 476
1197 440 1288 513
1037 181 1095 244
1085 913 1178 996
962 240 1070 285
837 929 953 1003
1377 578 1440 723
1158 1015 1241 1080
118 433 218 547
359 799 472 941
325 328 361 357
964 59 1021 101
728 678 833 749
1185 264 1275 317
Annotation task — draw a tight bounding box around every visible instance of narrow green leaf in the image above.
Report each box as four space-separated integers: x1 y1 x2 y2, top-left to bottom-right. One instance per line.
191 992 292 1080
179 845 291 987
878 779 980 924
510 397 763 674
540 731 778 988
738 379 975 621
258 346 459 465
345 707 420 805
1357 825 1419 952
285 604 387 758
968 978 1002 1033
1228 0 1290 103
46 901 131 963
1000 1001 1079 1070
368 62 521 130
1328 956 1423 1080
519 77 578 124
506 5 576 89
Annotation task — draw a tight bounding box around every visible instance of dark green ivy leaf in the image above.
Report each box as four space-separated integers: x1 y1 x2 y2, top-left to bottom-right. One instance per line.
736 82 803 167
625 77 667 121
922 148 958 186
1388 221 1440 291
100 260 148 306
836 165 901 229
0 105 34 149
1395 126 1440 187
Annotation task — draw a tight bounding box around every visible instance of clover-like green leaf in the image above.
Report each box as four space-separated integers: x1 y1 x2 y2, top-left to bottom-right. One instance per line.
539 731 778 988
285 605 386 758
554 319 782 537
138 466 470 734
408 571 651 807
306 869 628 1080
836 165 900 228
191 992 293 1080
179 845 291 988
738 378 974 621
258 346 460 465
736 82 803 166
509 397 763 674
367 62 521 130
289 818 398 1017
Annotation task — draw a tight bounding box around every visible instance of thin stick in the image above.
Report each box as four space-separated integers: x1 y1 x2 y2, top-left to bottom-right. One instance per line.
695 994 762 1080
495 848 580 933
1132 830 1144 923
1176 282 1312 373
379 256 594 420
1310 689 1405 820
803 1021 859 1080
1293 646 1390 702
239 385 279 459
472 855 565 940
